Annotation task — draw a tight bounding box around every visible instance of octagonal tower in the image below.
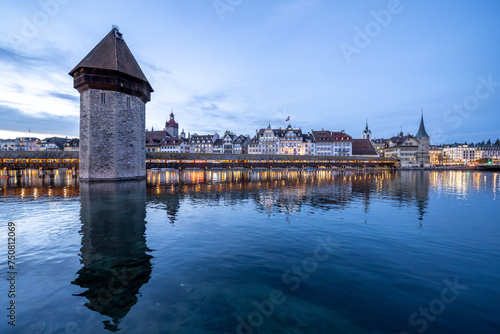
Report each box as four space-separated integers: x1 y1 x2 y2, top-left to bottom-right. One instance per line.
69 26 153 181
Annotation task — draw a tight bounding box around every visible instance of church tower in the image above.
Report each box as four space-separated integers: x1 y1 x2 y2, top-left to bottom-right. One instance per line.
165 110 179 137
415 109 430 167
69 27 153 181
362 119 371 140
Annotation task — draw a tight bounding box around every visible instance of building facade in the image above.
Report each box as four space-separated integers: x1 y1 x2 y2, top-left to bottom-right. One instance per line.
221 131 235 154
443 143 477 164
384 132 420 167
278 125 303 155
429 145 443 165
476 145 500 161
189 133 220 153
371 138 388 157
146 130 167 153
160 137 190 153
38 137 68 151
0 139 16 151
233 135 249 154
313 130 352 157
63 138 80 151
16 137 39 151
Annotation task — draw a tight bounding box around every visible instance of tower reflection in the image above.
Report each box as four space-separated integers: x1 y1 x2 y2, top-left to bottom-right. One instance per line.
73 181 152 331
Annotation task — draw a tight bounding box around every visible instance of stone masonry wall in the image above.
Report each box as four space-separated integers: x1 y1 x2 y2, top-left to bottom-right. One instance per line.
79 89 146 181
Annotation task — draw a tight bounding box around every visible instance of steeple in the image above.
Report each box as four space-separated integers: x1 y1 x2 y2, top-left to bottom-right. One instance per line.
416 109 429 138
362 119 371 140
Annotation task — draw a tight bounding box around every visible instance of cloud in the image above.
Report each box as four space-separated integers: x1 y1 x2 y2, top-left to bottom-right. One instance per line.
0 104 78 136
48 92 79 102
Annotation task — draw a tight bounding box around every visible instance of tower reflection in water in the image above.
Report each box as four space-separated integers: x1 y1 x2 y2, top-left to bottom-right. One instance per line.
73 181 152 332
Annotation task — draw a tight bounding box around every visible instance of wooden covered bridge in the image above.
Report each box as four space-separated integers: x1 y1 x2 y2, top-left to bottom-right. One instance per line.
0 151 399 170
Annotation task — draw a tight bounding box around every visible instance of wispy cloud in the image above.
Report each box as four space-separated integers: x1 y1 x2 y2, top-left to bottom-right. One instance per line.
0 104 78 136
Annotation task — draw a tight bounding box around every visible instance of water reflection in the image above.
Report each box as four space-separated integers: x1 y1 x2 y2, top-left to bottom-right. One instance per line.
3 169 497 225
73 181 152 331
145 170 431 223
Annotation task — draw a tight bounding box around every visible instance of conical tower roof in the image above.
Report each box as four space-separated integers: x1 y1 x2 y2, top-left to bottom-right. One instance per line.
69 27 153 102
416 111 429 138
69 27 150 84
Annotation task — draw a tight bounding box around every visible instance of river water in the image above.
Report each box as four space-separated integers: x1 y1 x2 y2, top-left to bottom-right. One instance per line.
0 169 499 333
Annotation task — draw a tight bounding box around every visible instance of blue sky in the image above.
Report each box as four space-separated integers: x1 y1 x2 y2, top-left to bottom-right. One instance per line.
1 0 499 144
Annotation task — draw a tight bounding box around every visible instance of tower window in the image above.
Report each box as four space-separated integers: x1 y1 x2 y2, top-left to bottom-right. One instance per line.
127 96 131 108
101 93 106 104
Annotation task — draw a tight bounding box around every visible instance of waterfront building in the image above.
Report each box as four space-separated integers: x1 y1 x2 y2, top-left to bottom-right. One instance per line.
221 131 235 154
0 138 16 151
278 125 304 155
313 130 334 156
443 143 477 164
331 131 353 156
258 125 280 155
146 130 167 153
213 138 224 154
38 137 68 151
248 125 279 155
16 137 39 151
64 138 80 151
248 125 315 155
383 114 432 167
189 133 220 153
384 131 420 167
371 138 388 157
476 144 500 161
160 137 190 153
313 130 353 156
69 26 153 181
415 112 431 167
302 133 316 155
248 135 260 154
352 139 379 157
232 135 249 154
429 145 443 165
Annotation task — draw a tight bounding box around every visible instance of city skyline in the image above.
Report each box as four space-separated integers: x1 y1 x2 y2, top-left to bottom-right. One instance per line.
1 0 500 144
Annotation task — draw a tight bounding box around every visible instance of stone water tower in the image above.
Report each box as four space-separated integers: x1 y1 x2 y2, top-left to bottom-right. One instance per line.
69 26 153 181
